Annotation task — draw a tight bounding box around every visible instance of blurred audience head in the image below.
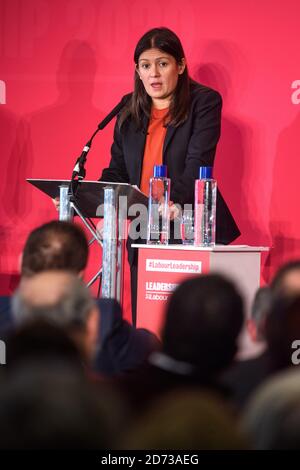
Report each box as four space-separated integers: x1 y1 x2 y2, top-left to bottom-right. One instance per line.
0 361 122 449
247 286 271 343
271 260 300 298
123 389 247 450
12 271 99 362
161 274 244 377
21 220 88 278
265 260 300 371
5 319 83 373
243 368 300 449
265 294 300 371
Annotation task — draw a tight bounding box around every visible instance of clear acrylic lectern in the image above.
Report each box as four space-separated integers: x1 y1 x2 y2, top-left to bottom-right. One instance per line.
27 178 148 304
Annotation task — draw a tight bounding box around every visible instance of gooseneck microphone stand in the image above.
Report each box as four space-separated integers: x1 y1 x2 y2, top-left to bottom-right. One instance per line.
58 95 131 294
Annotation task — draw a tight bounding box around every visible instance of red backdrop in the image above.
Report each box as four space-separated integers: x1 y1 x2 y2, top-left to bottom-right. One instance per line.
1 0 300 320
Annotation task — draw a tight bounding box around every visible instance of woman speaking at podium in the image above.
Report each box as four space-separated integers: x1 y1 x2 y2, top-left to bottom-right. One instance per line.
99 27 240 324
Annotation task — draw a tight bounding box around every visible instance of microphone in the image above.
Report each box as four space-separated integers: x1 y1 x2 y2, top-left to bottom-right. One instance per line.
71 143 90 180
71 93 131 181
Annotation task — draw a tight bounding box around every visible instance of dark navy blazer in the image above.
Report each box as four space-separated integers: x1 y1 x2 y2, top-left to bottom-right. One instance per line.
101 81 240 245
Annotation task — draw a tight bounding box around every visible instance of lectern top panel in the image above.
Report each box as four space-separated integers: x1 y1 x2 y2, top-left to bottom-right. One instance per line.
27 178 148 219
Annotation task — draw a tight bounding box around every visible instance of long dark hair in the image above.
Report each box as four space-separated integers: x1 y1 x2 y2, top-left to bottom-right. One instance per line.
119 27 190 129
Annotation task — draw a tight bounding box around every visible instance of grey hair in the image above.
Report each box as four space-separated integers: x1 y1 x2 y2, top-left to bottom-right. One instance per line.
12 277 96 331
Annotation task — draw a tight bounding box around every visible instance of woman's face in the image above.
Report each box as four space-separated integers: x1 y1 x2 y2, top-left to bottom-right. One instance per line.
136 48 185 108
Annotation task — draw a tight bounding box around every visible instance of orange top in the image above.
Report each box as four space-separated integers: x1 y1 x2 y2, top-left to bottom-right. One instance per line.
139 107 169 196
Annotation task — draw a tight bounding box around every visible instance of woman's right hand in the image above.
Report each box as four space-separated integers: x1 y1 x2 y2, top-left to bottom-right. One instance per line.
52 197 60 211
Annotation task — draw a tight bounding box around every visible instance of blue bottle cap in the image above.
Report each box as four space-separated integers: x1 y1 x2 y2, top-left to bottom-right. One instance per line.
199 166 213 179
154 165 167 178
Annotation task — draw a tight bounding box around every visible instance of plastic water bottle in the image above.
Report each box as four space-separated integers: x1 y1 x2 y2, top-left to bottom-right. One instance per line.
194 166 217 246
147 165 170 245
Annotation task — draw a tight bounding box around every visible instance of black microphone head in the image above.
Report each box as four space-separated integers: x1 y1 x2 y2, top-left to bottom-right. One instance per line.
97 93 132 130
121 92 132 105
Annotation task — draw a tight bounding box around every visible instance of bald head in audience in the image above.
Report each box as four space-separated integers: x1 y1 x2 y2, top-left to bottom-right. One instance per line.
262 261 300 372
271 260 300 297
12 271 99 362
21 220 88 278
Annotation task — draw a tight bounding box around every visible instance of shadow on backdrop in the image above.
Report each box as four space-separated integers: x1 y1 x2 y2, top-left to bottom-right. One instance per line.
1 40 106 294
194 40 265 246
265 111 300 282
